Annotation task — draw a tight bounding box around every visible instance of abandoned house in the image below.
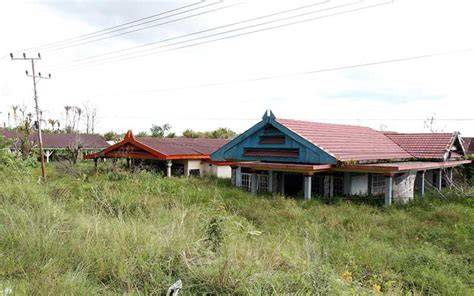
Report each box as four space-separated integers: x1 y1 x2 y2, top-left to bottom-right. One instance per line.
84 130 232 177
1 129 109 162
211 110 471 205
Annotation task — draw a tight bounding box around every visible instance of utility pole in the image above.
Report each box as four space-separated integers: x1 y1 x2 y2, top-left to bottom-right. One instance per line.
10 52 51 182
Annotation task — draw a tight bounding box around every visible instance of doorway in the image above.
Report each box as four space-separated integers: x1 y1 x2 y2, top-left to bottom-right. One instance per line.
283 173 303 197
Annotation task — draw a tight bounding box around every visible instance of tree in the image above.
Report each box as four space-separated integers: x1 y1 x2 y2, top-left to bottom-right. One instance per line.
209 127 236 139
181 127 236 139
136 131 149 137
182 129 201 138
150 123 171 138
11 105 19 127
48 119 56 131
83 102 98 134
64 105 72 131
103 131 121 142
66 137 83 165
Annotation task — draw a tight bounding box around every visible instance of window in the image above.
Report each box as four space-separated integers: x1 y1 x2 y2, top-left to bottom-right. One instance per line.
334 176 344 196
372 174 385 195
241 173 252 192
257 174 268 193
312 175 325 196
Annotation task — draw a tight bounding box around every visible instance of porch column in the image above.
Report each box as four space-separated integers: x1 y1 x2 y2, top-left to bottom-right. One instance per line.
268 171 273 193
235 167 242 187
436 169 442 190
166 160 172 177
304 175 312 200
250 173 257 195
44 150 53 163
448 168 453 187
385 175 393 206
420 171 425 198
231 168 236 186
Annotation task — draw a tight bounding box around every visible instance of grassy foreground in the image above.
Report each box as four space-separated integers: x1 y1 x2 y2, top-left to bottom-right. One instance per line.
0 163 473 295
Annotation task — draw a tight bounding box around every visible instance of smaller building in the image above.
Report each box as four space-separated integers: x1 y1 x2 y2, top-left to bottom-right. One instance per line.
1 129 109 162
84 131 232 178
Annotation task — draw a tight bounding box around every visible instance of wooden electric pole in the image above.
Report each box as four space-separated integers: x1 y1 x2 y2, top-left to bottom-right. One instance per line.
10 52 51 182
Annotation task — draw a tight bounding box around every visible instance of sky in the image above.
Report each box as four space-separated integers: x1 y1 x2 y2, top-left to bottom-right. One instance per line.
1 0 473 136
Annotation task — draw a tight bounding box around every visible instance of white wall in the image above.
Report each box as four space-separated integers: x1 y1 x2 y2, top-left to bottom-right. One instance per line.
184 160 203 176
216 165 232 178
200 161 231 178
350 173 369 195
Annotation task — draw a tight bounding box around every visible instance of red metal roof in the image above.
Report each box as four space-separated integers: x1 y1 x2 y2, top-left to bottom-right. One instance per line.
137 137 229 157
1 129 109 149
384 132 457 160
85 130 230 160
276 119 412 162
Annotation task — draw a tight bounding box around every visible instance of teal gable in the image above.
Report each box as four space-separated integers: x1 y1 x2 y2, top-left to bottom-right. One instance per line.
211 111 337 165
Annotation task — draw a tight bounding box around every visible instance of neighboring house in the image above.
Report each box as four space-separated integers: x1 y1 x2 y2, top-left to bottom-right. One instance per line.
1 129 109 162
84 130 232 178
463 137 474 155
211 110 471 205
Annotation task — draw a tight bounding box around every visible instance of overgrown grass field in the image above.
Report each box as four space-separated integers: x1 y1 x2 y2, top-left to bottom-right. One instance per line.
0 163 473 295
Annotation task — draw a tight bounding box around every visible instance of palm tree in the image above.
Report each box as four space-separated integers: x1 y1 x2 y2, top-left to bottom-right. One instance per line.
64 105 71 131
11 105 19 127
48 119 56 130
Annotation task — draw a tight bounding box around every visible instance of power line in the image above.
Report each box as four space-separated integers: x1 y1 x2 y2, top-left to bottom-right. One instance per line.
17 0 206 53
60 0 393 70
72 0 331 63
44 1 241 53
65 47 473 96
10 52 52 182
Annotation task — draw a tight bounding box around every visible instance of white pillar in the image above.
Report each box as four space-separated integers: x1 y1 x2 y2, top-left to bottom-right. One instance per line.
166 160 172 177
44 150 53 163
231 168 236 186
385 175 393 206
268 171 273 193
420 171 425 198
184 161 189 177
437 169 442 190
235 167 242 187
250 173 257 195
448 168 453 187
304 175 312 200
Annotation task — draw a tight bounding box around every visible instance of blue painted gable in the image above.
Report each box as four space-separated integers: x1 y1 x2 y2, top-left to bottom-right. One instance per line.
211 110 337 165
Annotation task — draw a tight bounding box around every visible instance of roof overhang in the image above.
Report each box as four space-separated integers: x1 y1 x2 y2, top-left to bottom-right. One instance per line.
236 161 333 174
335 160 472 175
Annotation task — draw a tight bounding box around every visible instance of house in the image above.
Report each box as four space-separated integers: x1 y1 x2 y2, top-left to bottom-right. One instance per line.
463 137 474 155
1 129 109 162
211 110 471 205
84 130 232 177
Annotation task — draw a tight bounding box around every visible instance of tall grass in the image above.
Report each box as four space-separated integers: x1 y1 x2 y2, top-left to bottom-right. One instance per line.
0 163 472 295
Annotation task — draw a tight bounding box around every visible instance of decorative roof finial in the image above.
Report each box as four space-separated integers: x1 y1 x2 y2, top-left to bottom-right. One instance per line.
261 109 276 120
124 130 135 140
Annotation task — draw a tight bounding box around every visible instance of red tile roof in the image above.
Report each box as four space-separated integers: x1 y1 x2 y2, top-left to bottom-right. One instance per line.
137 137 229 157
383 132 456 160
277 119 412 162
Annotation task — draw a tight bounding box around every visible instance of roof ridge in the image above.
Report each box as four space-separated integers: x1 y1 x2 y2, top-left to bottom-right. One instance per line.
277 118 373 130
